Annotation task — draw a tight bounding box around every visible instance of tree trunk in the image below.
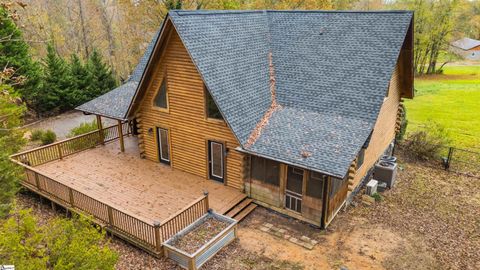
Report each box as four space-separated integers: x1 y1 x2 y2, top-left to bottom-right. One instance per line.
77 0 90 59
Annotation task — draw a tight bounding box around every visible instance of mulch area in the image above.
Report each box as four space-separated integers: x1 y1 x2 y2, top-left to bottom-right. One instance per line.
345 150 480 270
169 216 229 254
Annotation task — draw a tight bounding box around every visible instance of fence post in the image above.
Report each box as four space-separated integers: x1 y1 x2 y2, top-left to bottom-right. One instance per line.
203 191 209 212
107 206 114 227
69 188 74 207
154 221 162 252
446 147 454 170
57 144 63 159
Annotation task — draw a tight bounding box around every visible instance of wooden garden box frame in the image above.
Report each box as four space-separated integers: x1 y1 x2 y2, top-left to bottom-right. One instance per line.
163 212 238 270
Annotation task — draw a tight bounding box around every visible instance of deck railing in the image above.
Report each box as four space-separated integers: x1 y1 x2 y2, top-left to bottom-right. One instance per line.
159 194 210 242
10 126 209 255
11 123 129 166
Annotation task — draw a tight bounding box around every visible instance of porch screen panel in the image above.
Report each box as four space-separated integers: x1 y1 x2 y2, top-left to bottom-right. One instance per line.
265 159 280 186
287 167 303 194
330 177 343 196
251 156 264 181
251 156 279 186
306 171 324 199
211 142 223 178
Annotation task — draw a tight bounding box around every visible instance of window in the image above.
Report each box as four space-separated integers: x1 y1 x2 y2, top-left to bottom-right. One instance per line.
251 156 280 186
329 177 344 197
205 89 223 120
356 148 366 169
306 171 324 199
153 80 168 109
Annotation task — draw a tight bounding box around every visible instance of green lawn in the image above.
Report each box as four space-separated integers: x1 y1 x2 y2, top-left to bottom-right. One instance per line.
404 65 480 148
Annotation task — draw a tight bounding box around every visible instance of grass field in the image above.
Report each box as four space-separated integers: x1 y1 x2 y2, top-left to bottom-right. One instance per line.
404 64 480 148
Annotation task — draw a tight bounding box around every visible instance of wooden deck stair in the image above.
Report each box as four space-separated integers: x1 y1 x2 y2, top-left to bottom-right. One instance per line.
225 197 257 221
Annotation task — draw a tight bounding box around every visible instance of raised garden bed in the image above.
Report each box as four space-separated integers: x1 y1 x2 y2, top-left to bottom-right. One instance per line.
163 212 237 270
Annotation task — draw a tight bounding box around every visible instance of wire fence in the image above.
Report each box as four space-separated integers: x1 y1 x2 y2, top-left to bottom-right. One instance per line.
440 146 480 178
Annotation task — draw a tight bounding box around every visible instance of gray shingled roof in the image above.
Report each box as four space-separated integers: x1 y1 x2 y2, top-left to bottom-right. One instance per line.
450 37 480 51
168 10 412 177
76 31 160 119
78 10 412 178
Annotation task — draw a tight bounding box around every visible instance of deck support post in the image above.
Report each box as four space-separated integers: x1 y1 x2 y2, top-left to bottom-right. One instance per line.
97 115 104 145
154 221 162 252
117 120 125 152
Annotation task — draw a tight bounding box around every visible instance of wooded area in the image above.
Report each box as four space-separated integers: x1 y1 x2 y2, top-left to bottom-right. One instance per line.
1 0 478 117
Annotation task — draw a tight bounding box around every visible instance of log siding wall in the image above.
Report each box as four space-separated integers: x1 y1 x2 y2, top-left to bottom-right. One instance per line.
136 30 244 190
350 60 403 190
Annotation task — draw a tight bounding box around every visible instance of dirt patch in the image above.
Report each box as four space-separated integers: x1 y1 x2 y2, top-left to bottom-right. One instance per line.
235 207 408 270
170 216 228 254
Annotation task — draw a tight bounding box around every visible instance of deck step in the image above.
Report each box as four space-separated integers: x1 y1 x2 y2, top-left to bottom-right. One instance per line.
232 203 257 221
226 198 253 218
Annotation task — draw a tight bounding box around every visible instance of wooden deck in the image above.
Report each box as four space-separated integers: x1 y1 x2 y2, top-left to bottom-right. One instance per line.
35 136 246 224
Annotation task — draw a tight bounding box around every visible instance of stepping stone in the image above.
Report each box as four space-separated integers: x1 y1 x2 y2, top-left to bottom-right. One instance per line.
302 242 314 250
301 236 311 242
260 226 270 232
264 223 273 228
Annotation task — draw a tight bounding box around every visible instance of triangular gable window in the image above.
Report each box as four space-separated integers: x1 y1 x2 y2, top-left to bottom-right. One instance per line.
205 89 223 120
153 80 168 109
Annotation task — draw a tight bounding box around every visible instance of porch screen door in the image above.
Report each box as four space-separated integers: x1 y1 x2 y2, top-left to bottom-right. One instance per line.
208 141 224 182
285 166 303 212
156 127 170 165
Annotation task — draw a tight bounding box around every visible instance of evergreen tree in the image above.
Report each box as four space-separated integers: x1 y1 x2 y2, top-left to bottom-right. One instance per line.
38 44 72 114
86 50 117 98
0 70 26 217
68 53 90 106
0 6 41 112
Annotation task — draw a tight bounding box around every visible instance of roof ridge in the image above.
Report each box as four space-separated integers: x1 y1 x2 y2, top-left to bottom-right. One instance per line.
170 9 414 16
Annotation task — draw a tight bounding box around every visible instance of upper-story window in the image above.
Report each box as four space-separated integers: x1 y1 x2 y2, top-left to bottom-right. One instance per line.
356 148 366 169
153 79 168 109
205 88 223 120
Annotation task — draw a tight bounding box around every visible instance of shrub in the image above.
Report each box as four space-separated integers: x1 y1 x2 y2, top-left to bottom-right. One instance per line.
0 208 118 269
68 120 98 138
404 121 451 160
30 129 44 141
40 130 56 145
371 193 382 202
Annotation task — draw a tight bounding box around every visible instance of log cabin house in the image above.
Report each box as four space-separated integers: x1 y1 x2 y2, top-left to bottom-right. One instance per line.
75 10 414 229
11 10 414 258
